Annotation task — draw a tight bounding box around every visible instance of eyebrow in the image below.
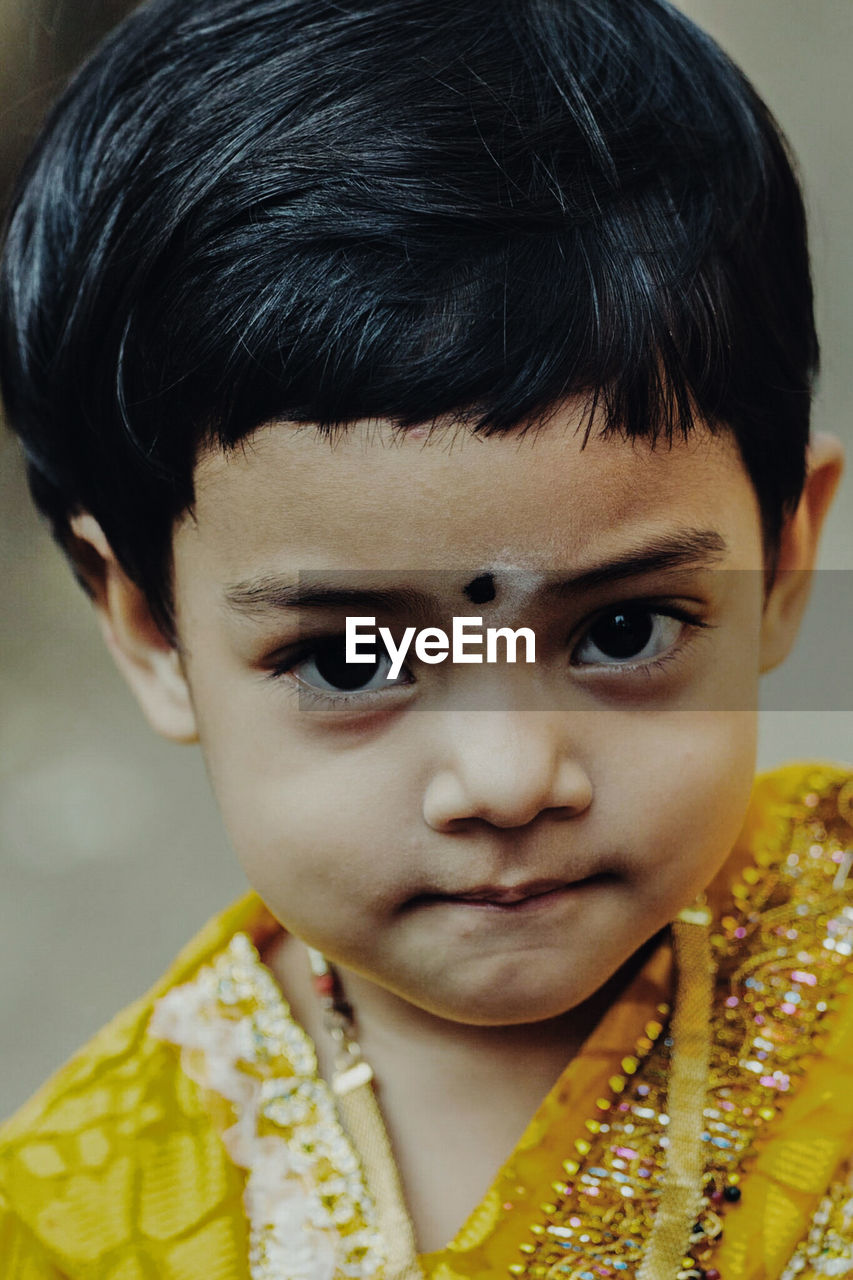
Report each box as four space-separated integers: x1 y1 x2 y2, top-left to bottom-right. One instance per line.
547 528 729 595
224 579 435 620
222 529 729 618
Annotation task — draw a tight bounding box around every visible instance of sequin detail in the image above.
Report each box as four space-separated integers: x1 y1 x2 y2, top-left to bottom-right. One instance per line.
510 769 853 1279
779 1160 853 1278
148 932 385 1280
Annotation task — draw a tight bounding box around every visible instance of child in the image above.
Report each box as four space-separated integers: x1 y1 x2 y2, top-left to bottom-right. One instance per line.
0 0 850 1275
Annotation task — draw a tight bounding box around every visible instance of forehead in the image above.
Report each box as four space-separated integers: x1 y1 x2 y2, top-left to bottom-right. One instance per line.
176 413 763 580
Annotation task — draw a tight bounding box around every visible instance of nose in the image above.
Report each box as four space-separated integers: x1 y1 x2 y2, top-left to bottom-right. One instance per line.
422 711 593 831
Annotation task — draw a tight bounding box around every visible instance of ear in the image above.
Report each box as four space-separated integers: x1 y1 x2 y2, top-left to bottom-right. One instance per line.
68 513 199 744
760 432 845 673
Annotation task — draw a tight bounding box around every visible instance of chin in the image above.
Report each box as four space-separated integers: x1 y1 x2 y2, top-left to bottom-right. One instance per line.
415 980 591 1028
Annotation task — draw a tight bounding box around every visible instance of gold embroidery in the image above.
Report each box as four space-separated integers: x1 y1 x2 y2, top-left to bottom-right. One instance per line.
779 1159 853 1278
511 768 853 1279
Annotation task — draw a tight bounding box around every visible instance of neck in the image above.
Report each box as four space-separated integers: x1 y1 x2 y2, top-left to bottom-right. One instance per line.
265 929 663 1100
262 928 667 1253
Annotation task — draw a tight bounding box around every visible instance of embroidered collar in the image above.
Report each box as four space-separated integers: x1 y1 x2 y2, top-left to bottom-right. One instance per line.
149 931 385 1280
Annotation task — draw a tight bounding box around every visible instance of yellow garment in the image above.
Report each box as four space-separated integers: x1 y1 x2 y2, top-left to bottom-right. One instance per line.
2 761 853 1279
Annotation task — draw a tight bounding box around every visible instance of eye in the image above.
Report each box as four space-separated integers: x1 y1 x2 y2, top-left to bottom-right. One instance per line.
272 635 412 702
572 605 695 668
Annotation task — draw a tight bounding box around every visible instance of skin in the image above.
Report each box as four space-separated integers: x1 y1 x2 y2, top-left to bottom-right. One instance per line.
71 409 843 1248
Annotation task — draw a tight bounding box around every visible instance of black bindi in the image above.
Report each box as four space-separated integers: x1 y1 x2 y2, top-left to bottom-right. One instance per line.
463 572 497 605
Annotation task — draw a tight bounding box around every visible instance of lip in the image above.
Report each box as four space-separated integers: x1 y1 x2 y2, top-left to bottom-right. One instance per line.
411 876 602 910
445 878 572 905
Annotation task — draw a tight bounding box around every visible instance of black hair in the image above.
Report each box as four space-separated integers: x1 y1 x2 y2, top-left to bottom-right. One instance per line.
0 0 819 639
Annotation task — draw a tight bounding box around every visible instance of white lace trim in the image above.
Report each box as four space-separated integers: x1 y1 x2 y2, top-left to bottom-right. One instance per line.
148 931 385 1280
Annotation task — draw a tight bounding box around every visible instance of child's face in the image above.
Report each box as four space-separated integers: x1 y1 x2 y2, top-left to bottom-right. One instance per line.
165 412 777 1026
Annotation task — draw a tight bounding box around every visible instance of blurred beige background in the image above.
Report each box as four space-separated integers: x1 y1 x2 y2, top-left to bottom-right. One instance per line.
1 1 851 1120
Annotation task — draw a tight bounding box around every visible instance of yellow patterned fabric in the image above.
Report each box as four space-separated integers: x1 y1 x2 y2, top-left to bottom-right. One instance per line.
2 762 853 1279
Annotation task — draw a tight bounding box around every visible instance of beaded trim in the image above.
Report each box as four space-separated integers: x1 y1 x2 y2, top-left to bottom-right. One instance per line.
148 931 385 1280
510 770 853 1279
779 1159 853 1278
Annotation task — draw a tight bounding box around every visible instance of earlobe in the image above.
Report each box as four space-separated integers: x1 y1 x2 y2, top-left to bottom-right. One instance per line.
68 514 199 744
759 432 845 674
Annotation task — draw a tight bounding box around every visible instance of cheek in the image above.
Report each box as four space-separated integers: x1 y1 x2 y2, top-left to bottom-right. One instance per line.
603 710 758 905
192 690 415 910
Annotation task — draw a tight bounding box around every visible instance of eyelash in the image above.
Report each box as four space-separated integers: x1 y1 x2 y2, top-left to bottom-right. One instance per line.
266 641 414 712
572 605 709 678
266 602 712 711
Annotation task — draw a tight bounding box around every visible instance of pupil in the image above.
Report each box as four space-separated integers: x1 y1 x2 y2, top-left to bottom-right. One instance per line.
590 610 653 659
314 637 383 691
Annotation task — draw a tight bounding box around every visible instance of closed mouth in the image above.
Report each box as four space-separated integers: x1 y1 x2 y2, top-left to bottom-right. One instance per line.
408 875 607 909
